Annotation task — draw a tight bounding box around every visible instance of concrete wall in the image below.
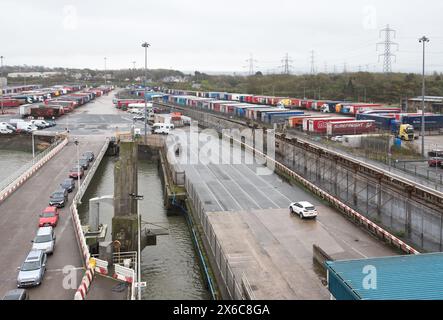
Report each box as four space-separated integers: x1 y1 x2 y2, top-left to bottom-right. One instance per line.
0 134 55 152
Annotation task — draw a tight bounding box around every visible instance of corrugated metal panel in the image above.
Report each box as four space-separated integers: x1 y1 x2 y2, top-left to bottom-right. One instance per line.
325 253 443 300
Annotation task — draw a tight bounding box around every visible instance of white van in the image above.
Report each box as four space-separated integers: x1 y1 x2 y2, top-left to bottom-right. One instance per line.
16 121 37 133
152 123 174 135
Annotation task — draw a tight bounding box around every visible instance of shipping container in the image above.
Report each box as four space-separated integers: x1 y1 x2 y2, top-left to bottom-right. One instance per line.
401 114 443 130
356 113 396 130
288 115 331 128
326 120 376 136
307 117 355 133
262 111 304 124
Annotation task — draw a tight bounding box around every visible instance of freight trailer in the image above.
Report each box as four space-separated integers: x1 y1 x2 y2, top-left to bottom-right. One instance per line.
262 111 304 124
356 113 396 130
288 115 331 128
30 105 64 118
326 120 376 136
400 114 443 131
307 117 355 134
0 98 23 107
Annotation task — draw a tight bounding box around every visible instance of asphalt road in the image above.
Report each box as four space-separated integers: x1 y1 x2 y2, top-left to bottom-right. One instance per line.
0 91 131 300
0 138 105 299
167 129 398 299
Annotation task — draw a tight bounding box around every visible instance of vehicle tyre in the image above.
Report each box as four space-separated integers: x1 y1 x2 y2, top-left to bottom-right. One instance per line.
299 212 303 219
289 207 294 214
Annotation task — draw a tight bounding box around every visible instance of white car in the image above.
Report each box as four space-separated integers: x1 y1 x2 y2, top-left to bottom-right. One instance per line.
289 201 318 219
331 136 344 142
0 128 13 134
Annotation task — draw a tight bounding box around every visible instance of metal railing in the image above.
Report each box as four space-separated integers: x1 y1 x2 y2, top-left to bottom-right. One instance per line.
186 178 245 300
74 138 110 205
0 138 65 193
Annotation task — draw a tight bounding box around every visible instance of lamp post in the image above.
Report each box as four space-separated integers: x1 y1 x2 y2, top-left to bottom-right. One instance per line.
74 138 81 198
141 42 150 144
129 192 144 300
32 131 35 158
1 55 4 115
419 36 429 157
104 57 107 86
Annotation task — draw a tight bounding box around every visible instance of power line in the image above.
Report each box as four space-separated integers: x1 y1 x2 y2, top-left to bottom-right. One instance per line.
245 53 258 75
377 24 399 73
280 53 293 74
310 50 316 74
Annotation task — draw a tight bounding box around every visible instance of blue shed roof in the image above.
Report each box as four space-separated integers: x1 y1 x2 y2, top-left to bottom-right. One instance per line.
325 253 443 300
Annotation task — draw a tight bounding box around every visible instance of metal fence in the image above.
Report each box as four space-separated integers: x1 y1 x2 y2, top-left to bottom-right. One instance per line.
185 178 245 300
73 138 110 206
0 138 66 193
392 161 443 190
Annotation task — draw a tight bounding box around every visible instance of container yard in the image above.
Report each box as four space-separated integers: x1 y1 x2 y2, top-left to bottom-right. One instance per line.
162 89 443 137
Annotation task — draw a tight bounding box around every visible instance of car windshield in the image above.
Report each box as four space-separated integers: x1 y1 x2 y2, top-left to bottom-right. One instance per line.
52 192 64 198
21 261 41 271
34 235 52 243
3 293 22 300
41 212 55 218
305 206 316 211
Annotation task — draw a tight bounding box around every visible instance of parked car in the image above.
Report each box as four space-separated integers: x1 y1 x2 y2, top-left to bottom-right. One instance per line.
60 178 75 193
2 289 29 300
39 206 59 227
331 136 344 142
78 158 89 170
45 120 56 127
82 151 94 163
289 201 318 219
0 128 13 134
32 227 56 254
428 157 443 168
69 165 84 179
49 189 68 208
133 114 146 121
17 250 47 288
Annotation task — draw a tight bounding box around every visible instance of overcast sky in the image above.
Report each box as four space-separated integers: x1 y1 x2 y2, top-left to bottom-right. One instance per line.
1 0 443 74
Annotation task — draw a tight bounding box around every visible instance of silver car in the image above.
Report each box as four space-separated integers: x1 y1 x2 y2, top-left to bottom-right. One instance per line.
32 227 56 254
17 250 47 288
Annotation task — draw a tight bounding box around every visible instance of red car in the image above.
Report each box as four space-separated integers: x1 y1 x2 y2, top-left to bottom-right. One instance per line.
428 158 443 168
69 166 84 179
39 206 60 227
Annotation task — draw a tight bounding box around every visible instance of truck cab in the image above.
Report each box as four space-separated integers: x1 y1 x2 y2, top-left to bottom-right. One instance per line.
397 124 415 141
320 104 331 113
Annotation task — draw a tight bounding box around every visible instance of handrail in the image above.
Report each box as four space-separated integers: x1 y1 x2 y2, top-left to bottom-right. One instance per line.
0 138 68 203
0 138 65 193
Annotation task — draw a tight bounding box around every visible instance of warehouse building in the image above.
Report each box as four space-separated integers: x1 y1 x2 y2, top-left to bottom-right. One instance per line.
405 96 443 113
325 253 443 300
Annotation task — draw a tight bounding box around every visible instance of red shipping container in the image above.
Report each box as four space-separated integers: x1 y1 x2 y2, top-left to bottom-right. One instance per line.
308 117 355 133
326 120 376 136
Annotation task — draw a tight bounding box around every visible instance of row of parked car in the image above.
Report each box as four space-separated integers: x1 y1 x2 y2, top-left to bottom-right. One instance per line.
0 119 56 135
2 151 95 300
